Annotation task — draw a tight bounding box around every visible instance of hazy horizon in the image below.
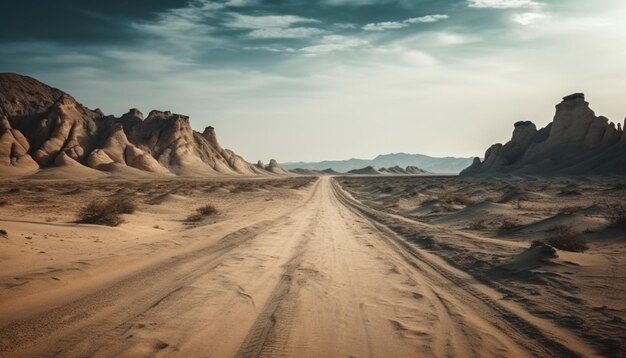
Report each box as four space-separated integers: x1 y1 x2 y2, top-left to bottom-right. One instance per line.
1 0 625 163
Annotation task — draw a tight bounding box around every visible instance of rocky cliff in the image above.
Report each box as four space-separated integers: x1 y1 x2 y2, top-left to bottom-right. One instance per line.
462 93 626 176
0 73 284 177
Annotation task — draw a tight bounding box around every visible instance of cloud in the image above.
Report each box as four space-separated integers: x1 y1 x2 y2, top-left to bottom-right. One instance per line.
243 45 296 53
224 0 257 6
363 14 448 31
363 22 406 31
225 14 319 29
467 0 543 9
132 0 223 48
300 35 368 55
512 12 551 25
405 15 450 24
248 27 328 39
225 13 326 40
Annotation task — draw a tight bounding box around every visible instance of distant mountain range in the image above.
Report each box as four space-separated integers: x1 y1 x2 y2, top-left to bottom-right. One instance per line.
283 153 475 174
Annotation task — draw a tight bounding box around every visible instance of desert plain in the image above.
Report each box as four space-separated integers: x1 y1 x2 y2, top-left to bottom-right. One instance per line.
0 174 624 358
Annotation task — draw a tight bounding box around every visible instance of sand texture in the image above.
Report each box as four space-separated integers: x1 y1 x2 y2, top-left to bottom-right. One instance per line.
1 175 624 357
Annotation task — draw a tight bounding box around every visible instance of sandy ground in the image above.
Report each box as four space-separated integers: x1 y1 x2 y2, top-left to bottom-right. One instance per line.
0 175 623 357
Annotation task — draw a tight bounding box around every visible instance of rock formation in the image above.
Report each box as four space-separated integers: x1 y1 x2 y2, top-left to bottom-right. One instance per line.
462 93 626 176
265 159 289 175
405 166 429 175
348 166 382 175
378 165 429 175
0 73 283 177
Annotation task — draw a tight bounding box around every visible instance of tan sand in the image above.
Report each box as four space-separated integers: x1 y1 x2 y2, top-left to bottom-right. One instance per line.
0 175 623 357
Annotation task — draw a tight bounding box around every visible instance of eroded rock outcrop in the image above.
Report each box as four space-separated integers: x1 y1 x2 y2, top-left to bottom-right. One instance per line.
265 159 289 175
0 73 280 177
462 93 626 176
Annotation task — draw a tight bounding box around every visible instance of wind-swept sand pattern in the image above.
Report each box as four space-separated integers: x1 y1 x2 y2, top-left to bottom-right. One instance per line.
1 176 617 357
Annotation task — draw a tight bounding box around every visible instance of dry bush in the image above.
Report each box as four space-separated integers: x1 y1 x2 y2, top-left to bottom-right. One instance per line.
77 200 124 226
498 219 520 233
610 183 626 191
545 225 588 252
438 191 473 206
197 204 218 216
0 229 7 237
558 189 582 196
0 199 8 207
559 206 583 214
109 197 137 214
468 219 487 230
498 190 520 203
605 202 626 229
186 204 218 222
291 178 315 189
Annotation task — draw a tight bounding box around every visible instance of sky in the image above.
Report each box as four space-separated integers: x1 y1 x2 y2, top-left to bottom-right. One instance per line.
1 0 625 162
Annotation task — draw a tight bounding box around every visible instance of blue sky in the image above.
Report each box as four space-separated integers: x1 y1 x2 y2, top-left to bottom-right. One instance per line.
1 0 625 162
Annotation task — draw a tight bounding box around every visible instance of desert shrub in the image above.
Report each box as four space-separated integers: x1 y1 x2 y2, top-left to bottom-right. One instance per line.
109 197 137 214
559 206 583 214
186 204 218 222
498 219 520 233
469 219 487 230
77 200 124 226
0 229 7 237
558 189 582 196
605 202 626 229
291 180 311 190
498 190 520 203
231 184 255 193
545 225 588 252
0 199 7 207
438 191 473 206
185 213 203 222
196 204 218 216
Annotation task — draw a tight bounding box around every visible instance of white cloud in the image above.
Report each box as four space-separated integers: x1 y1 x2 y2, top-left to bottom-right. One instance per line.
243 45 296 53
512 12 551 25
335 23 357 29
363 14 448 31
225 13 326 40
467 0 543 9
405 15 449 24
225 14 318 29
249 27 327 39
300 35 368 55
363 21 406 31
224 0 257 6
132 0 223 48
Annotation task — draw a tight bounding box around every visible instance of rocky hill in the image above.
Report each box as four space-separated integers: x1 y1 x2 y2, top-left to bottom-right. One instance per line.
0 73 285 178
347 165 430 175
348 166 382 175
462 93 626 176
379 165 430 175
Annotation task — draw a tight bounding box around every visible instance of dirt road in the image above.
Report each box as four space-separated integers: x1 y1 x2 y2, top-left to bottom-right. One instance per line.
0 177 598 357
